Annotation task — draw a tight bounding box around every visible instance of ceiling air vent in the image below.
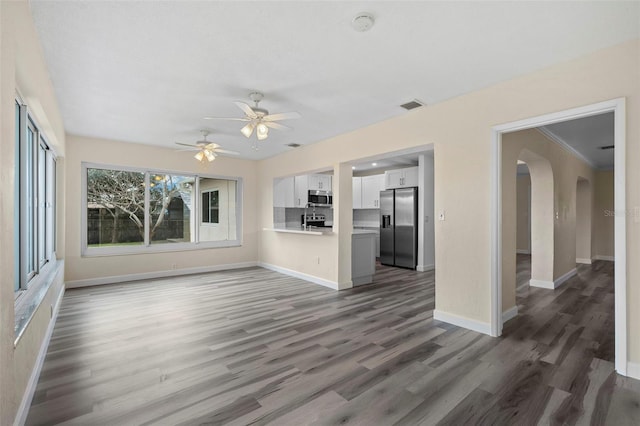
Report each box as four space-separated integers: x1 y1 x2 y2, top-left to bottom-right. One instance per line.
400 99 424 111
287 143 301 148
600 145 614 150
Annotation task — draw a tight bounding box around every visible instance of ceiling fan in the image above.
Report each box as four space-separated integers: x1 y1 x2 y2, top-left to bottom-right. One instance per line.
175 130 239 162
203 92 301 141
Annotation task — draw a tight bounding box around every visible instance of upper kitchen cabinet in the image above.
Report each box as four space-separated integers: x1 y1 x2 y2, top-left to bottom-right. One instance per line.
361 174 385 208
308 174 332 191
273 176 296 208
293 174 333 207
353 177 363 209
385 166 419 189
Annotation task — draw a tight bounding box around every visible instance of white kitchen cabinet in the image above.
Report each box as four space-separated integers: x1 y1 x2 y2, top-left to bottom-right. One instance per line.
273 176 295 208
385 166 419 189
293 174 333 207
361 174 385 208
309 174 332 191
352 177 362 209
294 175 308 207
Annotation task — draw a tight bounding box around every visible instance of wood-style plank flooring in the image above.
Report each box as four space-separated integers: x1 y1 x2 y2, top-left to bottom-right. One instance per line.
26 257 640 425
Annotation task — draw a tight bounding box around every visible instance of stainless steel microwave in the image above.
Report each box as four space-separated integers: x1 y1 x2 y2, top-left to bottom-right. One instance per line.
308 190 332 206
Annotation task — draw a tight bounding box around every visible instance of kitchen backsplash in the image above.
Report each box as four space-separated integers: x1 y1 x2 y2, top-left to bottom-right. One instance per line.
353 209 380 228
273 207 334 228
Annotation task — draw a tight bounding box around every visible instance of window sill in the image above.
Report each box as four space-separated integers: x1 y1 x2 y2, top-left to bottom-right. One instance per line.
14 259 64 345
81 240 242 257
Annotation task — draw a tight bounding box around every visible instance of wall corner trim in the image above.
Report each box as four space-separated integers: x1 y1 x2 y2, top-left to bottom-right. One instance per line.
626 362 640 380
258 262 339 290
576 258 592 265
433 310 492 336
65 262 259 289
416 264 435 272
529 279 555 289
14 285 65 426
502 306 518 323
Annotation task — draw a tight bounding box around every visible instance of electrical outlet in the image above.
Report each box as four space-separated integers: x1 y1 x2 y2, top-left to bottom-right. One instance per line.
50 305 53 318
316 256 320 265
171 263 177 270
425 215 429 223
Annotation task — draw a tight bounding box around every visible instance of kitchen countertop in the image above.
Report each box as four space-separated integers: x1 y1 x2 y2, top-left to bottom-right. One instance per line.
352 229 378 235
264 227 333 236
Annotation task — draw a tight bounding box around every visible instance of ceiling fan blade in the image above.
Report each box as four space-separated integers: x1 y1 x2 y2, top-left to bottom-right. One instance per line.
264 121 290 130
263 111 301 121
234 102 258 119
202 116 250 122
175 142 199 148
177 148 199 152
215 149 240 155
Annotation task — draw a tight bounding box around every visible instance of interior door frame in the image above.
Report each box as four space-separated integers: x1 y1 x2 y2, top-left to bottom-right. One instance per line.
490 98 627 375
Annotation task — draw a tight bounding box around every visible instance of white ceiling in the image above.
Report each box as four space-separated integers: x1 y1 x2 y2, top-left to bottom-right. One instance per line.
540 112 614 169
30 1 639 160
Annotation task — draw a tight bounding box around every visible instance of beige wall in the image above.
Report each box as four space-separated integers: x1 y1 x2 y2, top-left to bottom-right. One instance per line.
256 39 640 361
516 174 531 252
594 170 615 258
576 178 593 262
0 1 67 424
64 135 258 283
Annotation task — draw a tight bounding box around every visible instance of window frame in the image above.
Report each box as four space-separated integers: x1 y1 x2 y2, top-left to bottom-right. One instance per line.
81 162 243 257
201 189 220 225
14 97 60 341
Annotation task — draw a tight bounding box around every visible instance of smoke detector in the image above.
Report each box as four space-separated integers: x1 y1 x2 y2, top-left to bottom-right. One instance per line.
351 13 375 32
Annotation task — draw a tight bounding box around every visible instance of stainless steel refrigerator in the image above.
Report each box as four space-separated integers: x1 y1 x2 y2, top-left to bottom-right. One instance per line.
380 188 418 269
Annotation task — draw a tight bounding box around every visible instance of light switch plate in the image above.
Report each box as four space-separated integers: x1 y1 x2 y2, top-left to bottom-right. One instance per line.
438 210 445 221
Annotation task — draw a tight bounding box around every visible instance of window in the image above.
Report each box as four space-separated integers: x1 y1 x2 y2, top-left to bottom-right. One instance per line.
83 164 242 255
15 102 57 292
201 190 219 224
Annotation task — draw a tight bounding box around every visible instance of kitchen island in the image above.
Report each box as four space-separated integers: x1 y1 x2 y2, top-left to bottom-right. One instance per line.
352 229 377 286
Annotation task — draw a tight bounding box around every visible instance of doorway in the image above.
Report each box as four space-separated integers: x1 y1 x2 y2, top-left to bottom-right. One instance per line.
491 98 627 375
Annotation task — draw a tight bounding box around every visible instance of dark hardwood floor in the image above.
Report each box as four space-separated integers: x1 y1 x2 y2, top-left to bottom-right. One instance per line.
25 258 640 425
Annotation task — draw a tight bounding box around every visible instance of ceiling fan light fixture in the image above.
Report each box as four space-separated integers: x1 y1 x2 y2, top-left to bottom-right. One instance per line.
204 150 216 162
256 122 269 139
194 151 205 162
241 122 255 138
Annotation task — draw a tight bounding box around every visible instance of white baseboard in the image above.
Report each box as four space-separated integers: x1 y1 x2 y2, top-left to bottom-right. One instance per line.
65 261 259 289
416 264 435 272
14 285 65 426
433 309 492 336
258 262 339 290
594 255 615 262
576 258 592 264
516 249 531 255
529 268 576 290
626 361 640 380
554 268 577 288
502 306 518 323
529 279 555 289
